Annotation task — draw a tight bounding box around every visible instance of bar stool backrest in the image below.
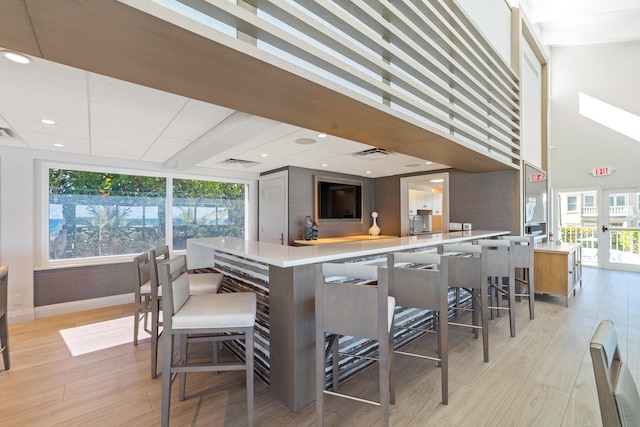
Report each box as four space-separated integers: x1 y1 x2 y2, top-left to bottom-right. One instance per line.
388 252 448 310
316 263 389 340
500 236 535 269
476 239 513 276
590 320 640 427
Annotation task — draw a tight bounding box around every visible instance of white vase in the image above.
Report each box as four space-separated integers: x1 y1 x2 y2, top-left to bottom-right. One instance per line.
369 212 381 236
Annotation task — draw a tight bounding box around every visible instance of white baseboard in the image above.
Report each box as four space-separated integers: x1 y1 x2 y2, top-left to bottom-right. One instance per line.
7 308 37 324
34 293 134 319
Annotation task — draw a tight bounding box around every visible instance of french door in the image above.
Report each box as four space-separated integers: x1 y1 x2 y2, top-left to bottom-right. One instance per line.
602 189 640 272
557 188 640 271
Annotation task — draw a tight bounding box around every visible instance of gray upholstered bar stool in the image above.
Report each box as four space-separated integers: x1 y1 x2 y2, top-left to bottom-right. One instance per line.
387 252 450 404
476 239 516 337
439 243 490 362
0 266 9 370
315 263 395 427
145 245 224 379
133 252 153 346
500 235 536 319
159 255 256 427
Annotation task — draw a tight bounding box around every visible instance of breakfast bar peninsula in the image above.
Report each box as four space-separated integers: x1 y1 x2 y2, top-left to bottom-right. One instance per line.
187 230 507 412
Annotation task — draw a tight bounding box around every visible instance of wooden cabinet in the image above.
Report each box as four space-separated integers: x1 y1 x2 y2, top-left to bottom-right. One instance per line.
534 242 582 306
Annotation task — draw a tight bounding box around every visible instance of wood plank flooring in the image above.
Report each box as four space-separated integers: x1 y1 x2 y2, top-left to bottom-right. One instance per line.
1 267 639 426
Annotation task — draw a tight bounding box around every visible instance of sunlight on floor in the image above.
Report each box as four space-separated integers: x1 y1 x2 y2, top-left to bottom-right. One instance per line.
59 316 151 356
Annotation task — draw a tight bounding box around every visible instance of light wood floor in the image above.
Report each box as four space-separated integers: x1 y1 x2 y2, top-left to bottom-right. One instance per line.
1 267 639 426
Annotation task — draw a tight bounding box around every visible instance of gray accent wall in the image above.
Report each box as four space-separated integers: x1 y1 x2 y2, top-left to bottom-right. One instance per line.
449 170 516 232
34 262 133 306
286 166 374 244
374 169 516 236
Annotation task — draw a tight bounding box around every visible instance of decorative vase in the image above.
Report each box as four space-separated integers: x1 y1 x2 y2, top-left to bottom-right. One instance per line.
312 220 318 240
303 216 313 240
369 211 381 236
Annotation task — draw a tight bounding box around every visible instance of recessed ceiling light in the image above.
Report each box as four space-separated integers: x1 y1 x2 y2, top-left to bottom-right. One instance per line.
53 143 65 148
430 179 444 183
321 163 328 167
295 138 316 145
425 161 433 165
41 119 56 125
317 133 327 138
260 153 268 157
366 171 372 174
2 50 32 64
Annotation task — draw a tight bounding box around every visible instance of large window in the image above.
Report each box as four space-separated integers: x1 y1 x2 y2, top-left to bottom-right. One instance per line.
172 178 246 250
48 169 247 260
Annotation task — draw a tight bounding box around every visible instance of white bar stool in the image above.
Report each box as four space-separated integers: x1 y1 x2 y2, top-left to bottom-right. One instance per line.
158 255 256 427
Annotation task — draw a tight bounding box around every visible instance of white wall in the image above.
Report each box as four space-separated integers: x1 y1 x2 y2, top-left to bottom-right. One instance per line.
550 41 640 190
0 146 258 323
1 149 35 323
456 0 513 64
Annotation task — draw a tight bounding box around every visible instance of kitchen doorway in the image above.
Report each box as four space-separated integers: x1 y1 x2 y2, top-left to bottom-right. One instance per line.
400 172 449 236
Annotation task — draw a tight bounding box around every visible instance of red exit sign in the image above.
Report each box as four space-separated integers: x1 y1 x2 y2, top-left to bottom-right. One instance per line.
529 173 546 182
593 167 611 177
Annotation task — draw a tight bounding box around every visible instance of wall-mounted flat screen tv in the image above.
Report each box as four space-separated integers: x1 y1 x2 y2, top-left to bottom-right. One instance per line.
315 176 363 221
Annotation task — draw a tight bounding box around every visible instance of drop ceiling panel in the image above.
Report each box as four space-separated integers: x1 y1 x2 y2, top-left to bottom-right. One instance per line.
88 73 188 119
91 138 148 159
18 131 90 154
0 53 87 102
143 136 192 162
162 100 235 140
0 86 89 138
89 104 167 146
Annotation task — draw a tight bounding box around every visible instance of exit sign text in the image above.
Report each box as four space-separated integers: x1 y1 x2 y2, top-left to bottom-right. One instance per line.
593 167 611 177
529 173 546 182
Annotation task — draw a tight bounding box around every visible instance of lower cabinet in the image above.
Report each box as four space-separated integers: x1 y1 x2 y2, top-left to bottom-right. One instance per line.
534 242 582 306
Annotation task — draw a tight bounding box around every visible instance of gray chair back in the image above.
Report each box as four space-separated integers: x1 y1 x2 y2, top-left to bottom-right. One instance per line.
590 320 640 427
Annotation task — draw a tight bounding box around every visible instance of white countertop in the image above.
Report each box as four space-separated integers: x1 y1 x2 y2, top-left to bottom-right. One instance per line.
188 230 508 268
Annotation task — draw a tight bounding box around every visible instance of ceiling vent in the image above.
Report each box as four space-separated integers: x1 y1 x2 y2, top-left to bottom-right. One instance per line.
0 127 20 140
221 158 260 168
352 147 392 160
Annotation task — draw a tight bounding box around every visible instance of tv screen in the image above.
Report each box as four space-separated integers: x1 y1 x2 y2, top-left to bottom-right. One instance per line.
316 178 362 220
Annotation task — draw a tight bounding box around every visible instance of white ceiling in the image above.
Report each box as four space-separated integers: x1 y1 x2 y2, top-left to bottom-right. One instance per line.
0 50 447 179
522 0 640 46
2 2 640 179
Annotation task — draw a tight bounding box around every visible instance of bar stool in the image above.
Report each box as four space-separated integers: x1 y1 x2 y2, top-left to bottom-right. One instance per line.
315 263 395 427
133 252 153 347
500 235 536 319
158 255 256 427
387 252 449 404
150 245 223 294
476 239 516 337
439 243 490 362
0 266 9 370
145 245 224 379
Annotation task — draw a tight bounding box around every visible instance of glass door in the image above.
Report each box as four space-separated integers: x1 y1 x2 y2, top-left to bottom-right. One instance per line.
602 189 640 271
557 190 599 267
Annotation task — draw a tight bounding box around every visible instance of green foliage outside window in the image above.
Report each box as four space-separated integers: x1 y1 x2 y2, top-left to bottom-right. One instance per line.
49 169 167 259
172 178 246 250
49 170 248 260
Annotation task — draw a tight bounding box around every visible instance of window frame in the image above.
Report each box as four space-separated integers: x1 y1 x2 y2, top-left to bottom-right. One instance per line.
566 195 578 213
40 161 257 267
